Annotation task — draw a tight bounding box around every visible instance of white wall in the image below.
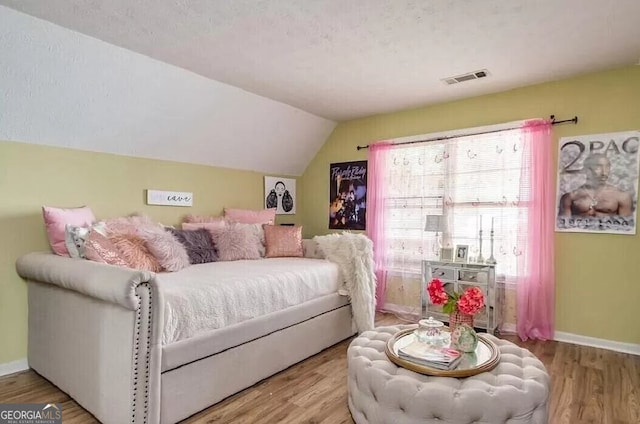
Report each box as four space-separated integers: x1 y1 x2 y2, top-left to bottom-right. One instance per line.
0 6 336 175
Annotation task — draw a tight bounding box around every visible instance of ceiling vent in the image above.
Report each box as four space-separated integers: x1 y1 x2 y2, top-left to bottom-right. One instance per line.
443 69 490 85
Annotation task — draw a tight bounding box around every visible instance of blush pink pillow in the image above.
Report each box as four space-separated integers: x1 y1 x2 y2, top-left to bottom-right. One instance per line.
138 228 190 272
183 214 226 225
104 214 161 236
84 231 129 267
209 224 261 261
224 208 276 225
43 206 96 256
263 225 303 258
182 222 226 232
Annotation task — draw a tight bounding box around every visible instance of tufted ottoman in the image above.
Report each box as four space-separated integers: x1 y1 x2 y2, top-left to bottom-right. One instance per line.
347 325 550 424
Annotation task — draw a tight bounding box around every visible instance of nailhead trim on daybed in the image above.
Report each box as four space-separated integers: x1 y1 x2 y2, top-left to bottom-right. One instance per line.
132 283 152 424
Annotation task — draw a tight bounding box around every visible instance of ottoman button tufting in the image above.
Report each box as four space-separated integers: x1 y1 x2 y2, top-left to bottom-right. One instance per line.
347 325 550 424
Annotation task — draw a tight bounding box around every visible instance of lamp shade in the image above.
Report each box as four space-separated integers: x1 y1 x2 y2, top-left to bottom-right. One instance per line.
425 215 444 232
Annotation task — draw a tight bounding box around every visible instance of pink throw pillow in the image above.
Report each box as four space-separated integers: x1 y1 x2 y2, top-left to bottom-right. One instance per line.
43 206 96 256
84 231 129 267
182 222 226 232
110 234 163 272
138 228 191 272
183 214 226 225
209 223 261 261
104 214 162 236
263 225 303 258
224 208 276 225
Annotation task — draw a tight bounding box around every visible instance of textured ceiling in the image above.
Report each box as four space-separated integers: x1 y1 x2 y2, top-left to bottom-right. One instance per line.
1 0 639 121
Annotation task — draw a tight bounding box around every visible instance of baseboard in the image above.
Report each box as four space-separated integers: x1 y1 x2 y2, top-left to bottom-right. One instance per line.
499 323 516 334
498 325 639 355
554 331 640 356
0 358 29 377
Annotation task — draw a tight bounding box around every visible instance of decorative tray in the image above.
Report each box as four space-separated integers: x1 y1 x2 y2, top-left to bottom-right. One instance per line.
385 327 501 377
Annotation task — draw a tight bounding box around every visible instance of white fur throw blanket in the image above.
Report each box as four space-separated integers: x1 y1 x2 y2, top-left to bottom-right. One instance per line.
313 233 376 332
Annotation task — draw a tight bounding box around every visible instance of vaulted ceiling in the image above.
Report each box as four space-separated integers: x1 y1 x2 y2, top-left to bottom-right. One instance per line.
1 1 639 174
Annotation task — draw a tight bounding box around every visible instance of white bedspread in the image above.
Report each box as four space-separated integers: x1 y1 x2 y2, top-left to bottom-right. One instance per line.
155 258 341 344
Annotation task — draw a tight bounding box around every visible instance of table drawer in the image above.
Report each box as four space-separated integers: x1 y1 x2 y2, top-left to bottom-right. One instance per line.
458 270 488 284
430 267 455 280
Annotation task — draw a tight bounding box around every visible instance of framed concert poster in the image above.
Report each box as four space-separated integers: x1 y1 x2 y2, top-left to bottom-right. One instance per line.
329 161 367 230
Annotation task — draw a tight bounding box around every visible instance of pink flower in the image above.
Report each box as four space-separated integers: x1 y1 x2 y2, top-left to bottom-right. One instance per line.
427 278 449 305
457 287 485 315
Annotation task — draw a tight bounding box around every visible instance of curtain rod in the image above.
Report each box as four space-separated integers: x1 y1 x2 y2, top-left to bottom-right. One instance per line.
355 115 578 151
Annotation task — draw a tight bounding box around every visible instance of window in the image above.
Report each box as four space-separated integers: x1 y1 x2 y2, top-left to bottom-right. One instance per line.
383 127 528 282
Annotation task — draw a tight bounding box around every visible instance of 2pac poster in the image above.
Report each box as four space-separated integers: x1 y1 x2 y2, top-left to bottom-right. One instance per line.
329 161 367 230
555 131 639 234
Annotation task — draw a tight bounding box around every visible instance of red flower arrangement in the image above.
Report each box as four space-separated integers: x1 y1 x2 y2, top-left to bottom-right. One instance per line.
427 278 485 316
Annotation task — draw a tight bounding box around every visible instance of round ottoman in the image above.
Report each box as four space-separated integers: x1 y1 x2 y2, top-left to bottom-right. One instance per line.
347 325 550 424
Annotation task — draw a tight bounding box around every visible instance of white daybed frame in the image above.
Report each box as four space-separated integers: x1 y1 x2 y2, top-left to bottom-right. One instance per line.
16 252 355 424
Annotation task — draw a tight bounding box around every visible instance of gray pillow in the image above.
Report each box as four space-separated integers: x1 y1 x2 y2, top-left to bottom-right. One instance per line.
166 228 218 264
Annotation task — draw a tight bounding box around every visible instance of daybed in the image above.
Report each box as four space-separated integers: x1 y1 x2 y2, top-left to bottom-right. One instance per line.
15 237 370 424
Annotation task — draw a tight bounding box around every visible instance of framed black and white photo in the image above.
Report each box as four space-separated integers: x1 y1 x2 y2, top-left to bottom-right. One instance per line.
329 161 367 230
555 131 640 234
264 176 296 215
454 245 468 263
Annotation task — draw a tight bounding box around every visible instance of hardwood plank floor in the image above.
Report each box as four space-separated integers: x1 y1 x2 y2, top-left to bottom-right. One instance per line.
0 313 638 423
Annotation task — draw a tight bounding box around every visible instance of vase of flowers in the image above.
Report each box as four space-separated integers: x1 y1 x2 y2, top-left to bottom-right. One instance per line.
426 278 485 331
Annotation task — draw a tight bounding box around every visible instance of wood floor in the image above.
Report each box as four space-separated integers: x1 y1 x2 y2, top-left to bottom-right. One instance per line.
0 313 638 423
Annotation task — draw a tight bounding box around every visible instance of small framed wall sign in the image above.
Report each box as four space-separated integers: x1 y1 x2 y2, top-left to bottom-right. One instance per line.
146 190 193 207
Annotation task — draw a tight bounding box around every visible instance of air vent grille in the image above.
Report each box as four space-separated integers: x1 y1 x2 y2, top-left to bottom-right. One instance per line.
443 69 490 85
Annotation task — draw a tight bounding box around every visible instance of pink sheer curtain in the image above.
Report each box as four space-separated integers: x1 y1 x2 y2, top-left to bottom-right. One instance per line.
366 141 393 310
517 120 555 340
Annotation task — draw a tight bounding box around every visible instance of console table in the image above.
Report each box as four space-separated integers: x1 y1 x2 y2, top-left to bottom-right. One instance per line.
422 260 502 334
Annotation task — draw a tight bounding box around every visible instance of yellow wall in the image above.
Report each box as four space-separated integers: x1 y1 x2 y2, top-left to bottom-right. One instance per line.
0 141 300 364
301 65 640 344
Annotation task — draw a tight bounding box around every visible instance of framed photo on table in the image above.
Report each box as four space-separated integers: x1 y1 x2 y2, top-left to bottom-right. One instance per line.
440 248 454 261
454 245 468 263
